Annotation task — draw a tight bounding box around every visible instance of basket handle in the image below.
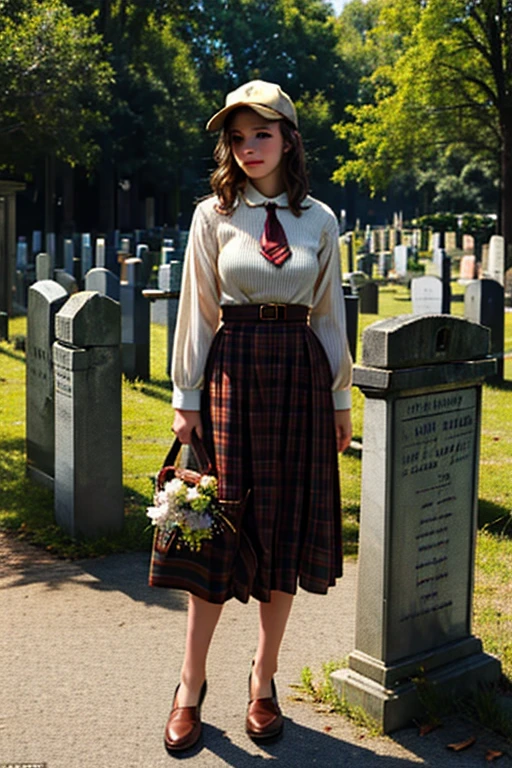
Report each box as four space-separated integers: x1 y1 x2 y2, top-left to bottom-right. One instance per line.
161 428 212 475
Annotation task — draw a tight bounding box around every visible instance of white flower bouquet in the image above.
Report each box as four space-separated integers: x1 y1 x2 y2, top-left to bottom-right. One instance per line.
147 471 235 552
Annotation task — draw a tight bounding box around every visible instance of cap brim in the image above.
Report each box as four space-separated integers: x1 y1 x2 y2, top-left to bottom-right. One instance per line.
206 103 286 132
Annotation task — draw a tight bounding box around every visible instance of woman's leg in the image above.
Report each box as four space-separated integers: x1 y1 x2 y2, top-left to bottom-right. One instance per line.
177 593 224 706
251 590 294 699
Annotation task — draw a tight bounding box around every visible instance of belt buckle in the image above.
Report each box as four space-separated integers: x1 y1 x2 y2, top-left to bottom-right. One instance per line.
259 303 286 320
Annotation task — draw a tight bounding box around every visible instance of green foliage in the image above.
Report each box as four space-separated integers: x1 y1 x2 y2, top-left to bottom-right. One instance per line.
332 0 511 236
0 0 113 172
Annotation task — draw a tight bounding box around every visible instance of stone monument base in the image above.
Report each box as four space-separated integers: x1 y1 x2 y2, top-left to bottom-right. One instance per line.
332 637 501 733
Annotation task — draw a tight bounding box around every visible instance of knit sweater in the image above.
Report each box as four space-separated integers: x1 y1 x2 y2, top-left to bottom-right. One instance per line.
171 182 353 411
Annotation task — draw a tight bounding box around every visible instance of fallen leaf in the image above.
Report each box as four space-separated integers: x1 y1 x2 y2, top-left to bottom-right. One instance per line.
419 722 441 736
323 726 332 733
485 749 504 762
446 736 476 751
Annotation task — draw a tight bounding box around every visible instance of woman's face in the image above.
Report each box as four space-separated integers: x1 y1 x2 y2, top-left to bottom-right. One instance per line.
228 108 289 197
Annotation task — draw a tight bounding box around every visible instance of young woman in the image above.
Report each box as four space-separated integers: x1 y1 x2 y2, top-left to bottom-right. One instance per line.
160 80 352 753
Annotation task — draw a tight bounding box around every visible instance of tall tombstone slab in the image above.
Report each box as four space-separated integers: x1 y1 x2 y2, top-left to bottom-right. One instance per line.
54 292 123 538
331 315 500 733
487 235 505 286
411 276 443 315
85 266 120 301
464 279 504 380
26 280 68 487
120 258 150 380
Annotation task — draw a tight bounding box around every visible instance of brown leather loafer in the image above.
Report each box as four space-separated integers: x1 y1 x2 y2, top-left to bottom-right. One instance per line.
164 680 207 753
246 676 284 743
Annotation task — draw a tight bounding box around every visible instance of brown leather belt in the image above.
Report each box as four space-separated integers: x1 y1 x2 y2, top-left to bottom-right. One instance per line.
221 303 310 323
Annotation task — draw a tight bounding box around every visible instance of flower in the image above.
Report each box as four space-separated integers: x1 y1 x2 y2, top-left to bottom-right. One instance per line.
147 473 222 550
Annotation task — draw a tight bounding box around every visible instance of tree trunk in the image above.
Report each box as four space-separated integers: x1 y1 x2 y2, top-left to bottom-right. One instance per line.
501 108 512 270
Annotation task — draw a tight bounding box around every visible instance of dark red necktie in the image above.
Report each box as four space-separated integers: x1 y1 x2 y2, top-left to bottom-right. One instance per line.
260 203 292 267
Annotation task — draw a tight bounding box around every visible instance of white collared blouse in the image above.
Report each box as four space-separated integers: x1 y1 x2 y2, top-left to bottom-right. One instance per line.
171 183 352 411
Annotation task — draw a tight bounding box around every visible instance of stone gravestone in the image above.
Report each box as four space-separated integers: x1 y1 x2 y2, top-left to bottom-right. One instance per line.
348 271 368 297
463 234 475 253
85 266 120 301
120 258 150 380
136 243 152 286
342 284 358 362
332 315 500 732
158 262 182 377
54 269 79 296
464 279 504 380
358 282 379 315
36 253 52 282
54 292 123 538
26 280 68 487
458 255 477 284
81 233 93 281
487 235 505 286
63 238 75 274
393 245 408 277
95 237 106 268
32 230 42 258
411 275 443 315
445 231 457 252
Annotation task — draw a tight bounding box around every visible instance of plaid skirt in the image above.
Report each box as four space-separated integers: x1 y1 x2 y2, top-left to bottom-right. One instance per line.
196 319 342 604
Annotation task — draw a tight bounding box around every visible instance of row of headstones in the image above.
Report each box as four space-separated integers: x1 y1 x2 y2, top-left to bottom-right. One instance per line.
15 229 189 311
26 253 184 380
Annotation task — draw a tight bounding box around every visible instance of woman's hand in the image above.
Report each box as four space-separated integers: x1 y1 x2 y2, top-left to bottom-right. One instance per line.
335 409 352 453
173 409 203 444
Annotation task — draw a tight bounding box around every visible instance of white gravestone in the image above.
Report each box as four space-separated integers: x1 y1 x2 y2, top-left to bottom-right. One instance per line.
411 276 443 315
394 245 408 277
487 235 505 286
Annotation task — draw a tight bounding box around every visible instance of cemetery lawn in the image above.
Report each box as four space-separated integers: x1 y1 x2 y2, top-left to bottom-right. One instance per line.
1 287 511 684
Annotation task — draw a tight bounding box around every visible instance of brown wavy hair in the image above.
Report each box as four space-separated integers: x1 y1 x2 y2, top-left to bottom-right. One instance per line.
210 109 309 217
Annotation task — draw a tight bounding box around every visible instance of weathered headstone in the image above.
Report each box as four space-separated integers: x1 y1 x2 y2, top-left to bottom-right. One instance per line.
487 235 505 286
332 315 500 732
63 238 74 274
54 291 123 538
393 245 408 277
121 258 150 380
155 262 181 376
359 282 379 314
458 255 477 284
377 252 391 278
342 284 358 362
54 269 79 296
85 266 120 301
136 243 151 286
36 252 52 282
463 234 475 253
45 232 56 261
16 237 28 269
445 231 457 252
464 279 504 380
81 233 93 280
32 230 42 258
161 240 175 265
95 237 106 268
26 280 68 487
411 275 443 315
348 271 369 297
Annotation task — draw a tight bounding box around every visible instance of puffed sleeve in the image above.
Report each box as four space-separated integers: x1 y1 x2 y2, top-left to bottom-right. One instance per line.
309 212 353 410
171 203 221 410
